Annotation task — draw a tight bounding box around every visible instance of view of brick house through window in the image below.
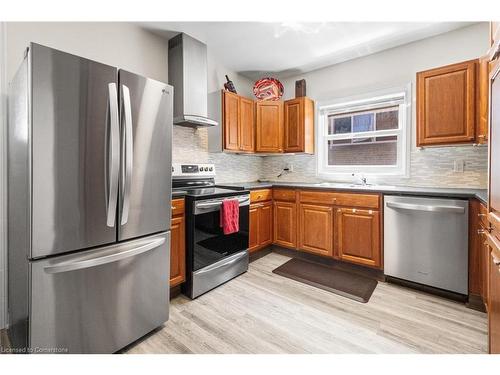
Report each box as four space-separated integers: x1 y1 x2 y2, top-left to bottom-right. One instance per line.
328 107 399 166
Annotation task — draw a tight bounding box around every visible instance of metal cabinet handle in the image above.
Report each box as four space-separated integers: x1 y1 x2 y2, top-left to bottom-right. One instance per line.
44 238 165 274
386 201 465 214
484 232 500 252
106 83 120 227
120 85 134 225
493 256 500 266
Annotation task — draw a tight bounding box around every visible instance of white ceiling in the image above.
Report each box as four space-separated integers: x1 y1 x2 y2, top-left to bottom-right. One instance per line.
143 22 475 81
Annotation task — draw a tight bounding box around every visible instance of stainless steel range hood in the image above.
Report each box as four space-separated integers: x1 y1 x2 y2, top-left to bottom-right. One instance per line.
168 33 218 127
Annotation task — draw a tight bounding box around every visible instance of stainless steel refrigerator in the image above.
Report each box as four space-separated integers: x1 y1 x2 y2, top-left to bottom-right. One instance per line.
7 43 173 353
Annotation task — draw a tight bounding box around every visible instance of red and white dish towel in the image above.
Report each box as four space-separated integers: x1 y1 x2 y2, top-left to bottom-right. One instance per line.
220 198 239 235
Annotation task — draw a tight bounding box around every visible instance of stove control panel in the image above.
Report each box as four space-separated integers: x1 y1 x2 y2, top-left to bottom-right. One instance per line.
172 163 215 178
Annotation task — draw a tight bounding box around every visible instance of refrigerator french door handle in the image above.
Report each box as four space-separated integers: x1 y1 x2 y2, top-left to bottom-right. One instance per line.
43 237 165 274
120 85 134 225
106 83 120 227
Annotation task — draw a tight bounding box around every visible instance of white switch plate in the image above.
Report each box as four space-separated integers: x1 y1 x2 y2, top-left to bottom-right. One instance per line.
454 159 465 173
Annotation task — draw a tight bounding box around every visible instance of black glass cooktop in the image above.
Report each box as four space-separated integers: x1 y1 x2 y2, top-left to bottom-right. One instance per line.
182 187 248 199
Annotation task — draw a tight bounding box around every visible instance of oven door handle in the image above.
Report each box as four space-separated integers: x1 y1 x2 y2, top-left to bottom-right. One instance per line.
195 196 250 209
196 251 248 275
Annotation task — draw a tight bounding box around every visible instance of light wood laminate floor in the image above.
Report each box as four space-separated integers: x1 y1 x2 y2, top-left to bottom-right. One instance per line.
126 253 487 354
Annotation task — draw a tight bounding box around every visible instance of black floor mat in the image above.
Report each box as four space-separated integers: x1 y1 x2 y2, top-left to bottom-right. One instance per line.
272 258 378 303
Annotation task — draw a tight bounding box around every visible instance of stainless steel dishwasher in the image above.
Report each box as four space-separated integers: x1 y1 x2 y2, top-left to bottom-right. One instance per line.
384 195 468 295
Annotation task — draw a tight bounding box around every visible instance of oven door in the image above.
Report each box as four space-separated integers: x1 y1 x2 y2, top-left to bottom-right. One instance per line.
192 194 250 271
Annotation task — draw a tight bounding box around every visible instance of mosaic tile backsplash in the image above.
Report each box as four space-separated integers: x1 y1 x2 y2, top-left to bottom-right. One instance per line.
173 125 488 188
172 126 263 183
259 145 488 188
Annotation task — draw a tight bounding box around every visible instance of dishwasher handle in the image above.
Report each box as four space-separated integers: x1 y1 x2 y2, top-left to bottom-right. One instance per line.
386 201 465 214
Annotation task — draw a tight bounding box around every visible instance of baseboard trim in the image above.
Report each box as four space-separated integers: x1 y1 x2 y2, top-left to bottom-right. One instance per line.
385 276 468 303
0 328 10 353
467 293 487 312
249 247 273 263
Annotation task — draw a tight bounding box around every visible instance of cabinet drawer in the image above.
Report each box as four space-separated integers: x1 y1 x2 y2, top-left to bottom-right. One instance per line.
300 190 337 205
335 193 380 209
171 198 185 217
250 189 272 203
273 189 296 202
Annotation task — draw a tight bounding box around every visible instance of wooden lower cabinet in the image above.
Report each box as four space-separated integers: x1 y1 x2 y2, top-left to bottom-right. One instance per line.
249 201 273 252
298 203 333 256
170 199 186 287
249 205 259 251
273 200 297 249
469 199 489 308
489 250 500 353
335 208 381 268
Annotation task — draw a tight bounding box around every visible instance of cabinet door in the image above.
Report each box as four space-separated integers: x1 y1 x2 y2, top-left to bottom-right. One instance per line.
489 250 500 353
298 204 333 257
169 216 186 287
256 101 283 153
416 59 477 146
335 208 381 268
284 98 303 152
273 201 296 248
239 96 255 152
284 97 314 153
477 56 489 144
259 201 273 247
223 91 240 151
485 240 491 309
469 200 485 297
249 204 260 253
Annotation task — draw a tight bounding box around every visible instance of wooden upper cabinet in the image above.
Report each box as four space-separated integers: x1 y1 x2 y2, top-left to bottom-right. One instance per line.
284 97 314 154
416 59 477 146
273 200 296 248
223 91 240 151
477 56 490 144
222 90 255 152
239 96 255 152
256 101 284 153
335 208 381 268
298 203 333 257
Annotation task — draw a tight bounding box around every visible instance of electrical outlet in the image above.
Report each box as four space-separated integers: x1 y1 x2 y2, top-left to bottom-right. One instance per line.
453 159 465 173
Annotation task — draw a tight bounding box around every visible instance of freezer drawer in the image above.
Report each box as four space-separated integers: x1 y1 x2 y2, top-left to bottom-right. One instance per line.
384 195 468 295
29 232 170 353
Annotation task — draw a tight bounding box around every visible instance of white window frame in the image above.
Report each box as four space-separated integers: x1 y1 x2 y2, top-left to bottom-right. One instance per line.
317 85 411 179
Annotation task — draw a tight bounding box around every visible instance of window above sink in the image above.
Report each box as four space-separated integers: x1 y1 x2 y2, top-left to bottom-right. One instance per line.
317 85 411 179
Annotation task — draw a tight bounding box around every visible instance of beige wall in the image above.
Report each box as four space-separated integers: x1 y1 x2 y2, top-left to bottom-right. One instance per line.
5 22 169 83
261 23 490 188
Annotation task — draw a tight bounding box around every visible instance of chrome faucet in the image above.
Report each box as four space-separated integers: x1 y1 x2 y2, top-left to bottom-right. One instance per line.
352 173 367 186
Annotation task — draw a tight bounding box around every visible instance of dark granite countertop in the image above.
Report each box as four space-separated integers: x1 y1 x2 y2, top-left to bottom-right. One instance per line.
217 181 488 205
172 190 187 198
